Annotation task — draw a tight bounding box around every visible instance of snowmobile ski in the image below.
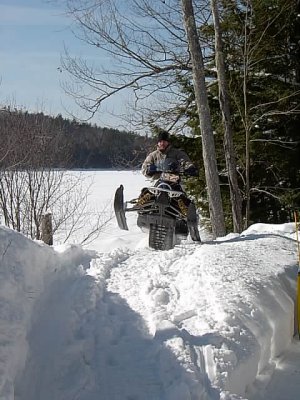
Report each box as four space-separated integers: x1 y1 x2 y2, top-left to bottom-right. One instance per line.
114 185 129 230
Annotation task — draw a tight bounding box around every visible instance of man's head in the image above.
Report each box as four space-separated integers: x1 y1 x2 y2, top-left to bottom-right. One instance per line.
157 130 170 152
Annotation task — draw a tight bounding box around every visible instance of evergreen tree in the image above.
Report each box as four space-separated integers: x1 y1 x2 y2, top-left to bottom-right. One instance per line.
184 0 299 224
220 0 300 223
168 0 299 229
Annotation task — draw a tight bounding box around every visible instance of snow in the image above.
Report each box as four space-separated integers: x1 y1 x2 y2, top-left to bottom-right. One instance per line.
0 170 299 400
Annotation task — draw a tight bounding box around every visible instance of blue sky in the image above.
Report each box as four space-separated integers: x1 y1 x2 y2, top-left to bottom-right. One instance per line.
0 0 128 128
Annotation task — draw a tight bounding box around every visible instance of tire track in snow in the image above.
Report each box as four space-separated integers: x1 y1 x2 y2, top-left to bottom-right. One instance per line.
107 244 220 399
91 248 208 399
15 249 191 400
93 290 165 400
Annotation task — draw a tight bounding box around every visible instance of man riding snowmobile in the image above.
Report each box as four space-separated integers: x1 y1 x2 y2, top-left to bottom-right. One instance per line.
137 130 198 216
113 130 201 250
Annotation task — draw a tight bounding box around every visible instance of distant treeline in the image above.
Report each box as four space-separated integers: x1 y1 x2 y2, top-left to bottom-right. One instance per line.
0 107 153 169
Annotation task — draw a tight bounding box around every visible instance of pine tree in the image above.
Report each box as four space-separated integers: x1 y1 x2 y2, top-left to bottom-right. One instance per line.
209 0 300 224
173 0 300 227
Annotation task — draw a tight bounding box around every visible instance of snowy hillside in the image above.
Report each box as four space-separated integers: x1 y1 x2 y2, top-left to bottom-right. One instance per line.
0 171 299 400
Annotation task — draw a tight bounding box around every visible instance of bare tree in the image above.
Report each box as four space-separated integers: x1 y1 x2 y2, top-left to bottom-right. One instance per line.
0 108 111 244
181 0 225 237
61 0 218 133
62 0 192 119
62 0 228 236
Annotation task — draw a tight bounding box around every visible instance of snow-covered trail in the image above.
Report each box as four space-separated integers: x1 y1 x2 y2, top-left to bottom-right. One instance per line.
15 267 163 399
15 249 200 400
2 223 299 400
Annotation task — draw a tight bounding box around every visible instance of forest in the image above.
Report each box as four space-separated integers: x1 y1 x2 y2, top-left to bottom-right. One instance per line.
0 108 152 169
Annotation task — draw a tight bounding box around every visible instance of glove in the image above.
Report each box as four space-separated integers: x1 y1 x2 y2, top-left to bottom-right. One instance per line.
146 164 157 176
184 165 198 176
167 161 178 172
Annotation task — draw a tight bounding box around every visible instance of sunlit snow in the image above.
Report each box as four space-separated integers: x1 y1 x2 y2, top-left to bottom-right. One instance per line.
0 170 299 400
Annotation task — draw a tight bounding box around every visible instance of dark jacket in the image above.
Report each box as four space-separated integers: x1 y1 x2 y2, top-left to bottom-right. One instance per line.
142 144 195 179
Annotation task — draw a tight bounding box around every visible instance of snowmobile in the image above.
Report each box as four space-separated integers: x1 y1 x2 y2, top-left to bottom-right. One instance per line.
114 159 201 251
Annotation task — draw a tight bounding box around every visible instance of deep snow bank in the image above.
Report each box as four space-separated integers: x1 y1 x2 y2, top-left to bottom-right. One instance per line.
0 226 95 400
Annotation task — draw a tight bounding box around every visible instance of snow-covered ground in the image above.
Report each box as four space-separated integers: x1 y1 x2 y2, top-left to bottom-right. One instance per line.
0 170 299 400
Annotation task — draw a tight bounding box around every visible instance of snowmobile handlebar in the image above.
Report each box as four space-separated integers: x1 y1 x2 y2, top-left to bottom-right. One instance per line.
146 162 197 177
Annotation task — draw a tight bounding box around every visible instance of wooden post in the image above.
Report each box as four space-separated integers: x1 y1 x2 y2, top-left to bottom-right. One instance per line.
41 213 53 245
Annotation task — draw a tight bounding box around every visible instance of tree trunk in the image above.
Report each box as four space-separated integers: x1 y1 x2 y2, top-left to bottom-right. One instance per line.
210 0 243 233
181 0 225 238
243 4 251 229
